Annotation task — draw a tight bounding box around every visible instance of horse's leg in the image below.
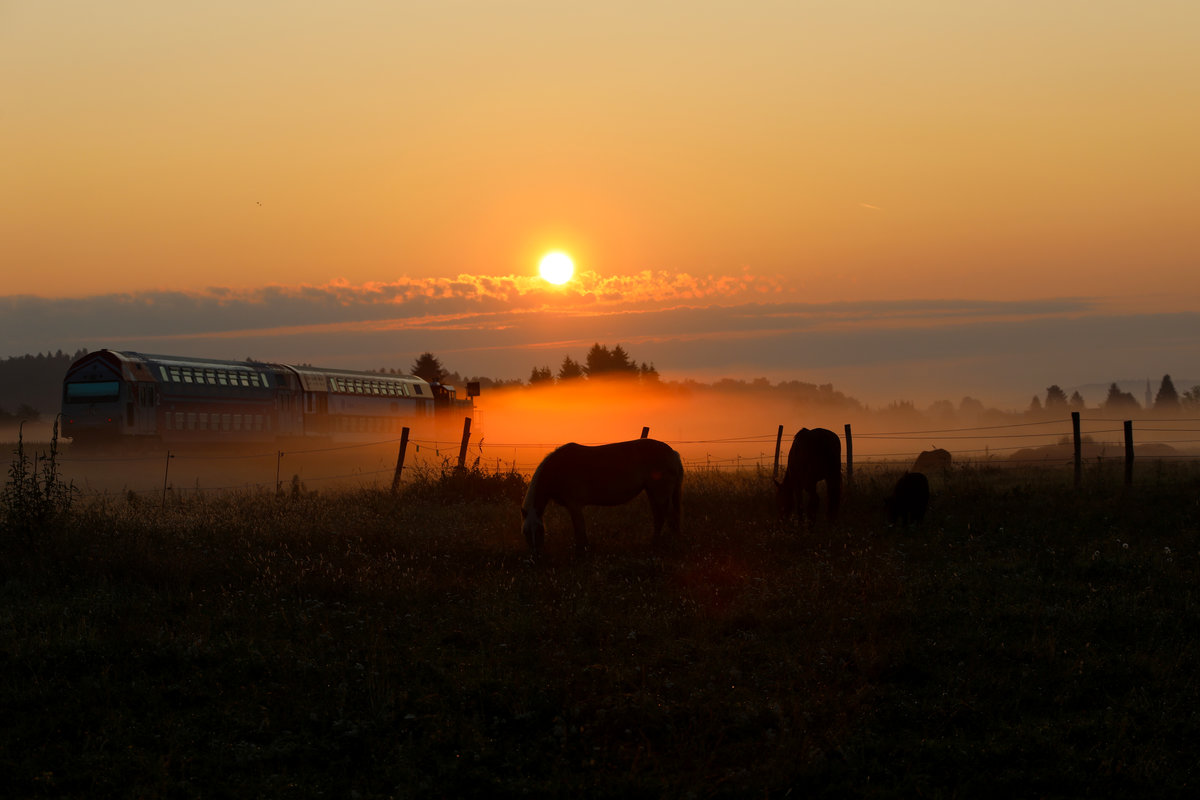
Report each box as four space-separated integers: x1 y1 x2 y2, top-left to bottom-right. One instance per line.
668 478 682 536
568 505 589 553
805 481 820 523
648 489 667 545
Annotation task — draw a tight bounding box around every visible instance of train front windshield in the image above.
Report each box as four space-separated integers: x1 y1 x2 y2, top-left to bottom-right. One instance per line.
65 381 121 403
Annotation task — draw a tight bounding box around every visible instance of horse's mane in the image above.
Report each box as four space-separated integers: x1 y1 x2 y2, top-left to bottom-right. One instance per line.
523 444 568 513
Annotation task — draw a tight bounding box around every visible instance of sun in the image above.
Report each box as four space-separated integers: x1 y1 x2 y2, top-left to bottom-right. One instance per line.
538 251 575 285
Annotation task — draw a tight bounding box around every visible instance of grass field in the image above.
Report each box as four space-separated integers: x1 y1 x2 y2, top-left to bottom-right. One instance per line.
4 451 1200 798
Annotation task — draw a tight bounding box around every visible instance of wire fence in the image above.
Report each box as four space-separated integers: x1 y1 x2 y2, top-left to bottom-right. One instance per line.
33 415 1200 498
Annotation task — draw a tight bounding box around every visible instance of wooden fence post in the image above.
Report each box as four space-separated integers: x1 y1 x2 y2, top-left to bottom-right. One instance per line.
1072 411 1082 488
1124 420 1134 487
456 417 472 471
773 425 784 479
391 427 410 493
276 450 283 495
640 426 650 439
161 450 173 510
844 423 853 488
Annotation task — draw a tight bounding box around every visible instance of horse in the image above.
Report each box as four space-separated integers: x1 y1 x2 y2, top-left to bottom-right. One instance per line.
886 471 929 525
913 448 952 472
775 427 842 524
521 438 684 556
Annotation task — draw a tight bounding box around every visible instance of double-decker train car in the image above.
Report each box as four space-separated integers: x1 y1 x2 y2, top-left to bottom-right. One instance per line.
61 350 472 448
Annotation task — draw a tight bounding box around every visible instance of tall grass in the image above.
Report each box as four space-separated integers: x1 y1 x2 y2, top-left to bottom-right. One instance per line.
2 458 1199 797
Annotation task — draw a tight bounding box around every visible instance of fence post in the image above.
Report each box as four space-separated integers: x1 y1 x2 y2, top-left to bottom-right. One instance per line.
276 450 283 495
773 425 784 479
161 450 173 510
1072 411 1082 488
844 423 853 488
640 426 650 439
391 427 410 493
457 417 472 471
1124 420 1134 487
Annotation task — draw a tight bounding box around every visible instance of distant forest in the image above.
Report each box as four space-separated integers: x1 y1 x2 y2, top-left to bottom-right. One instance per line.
0 350 86 421
3 348 1198 423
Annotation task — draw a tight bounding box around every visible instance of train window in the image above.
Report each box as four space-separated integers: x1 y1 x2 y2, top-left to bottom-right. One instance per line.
183 369 194 383
221 413 231 431
232 414 242 431
413 384 423 395
198 413 208 431
159 366 169 381
65 381 120 402
187 412 196 430
253 415 263 431
169 368 181 382
175 412 185 429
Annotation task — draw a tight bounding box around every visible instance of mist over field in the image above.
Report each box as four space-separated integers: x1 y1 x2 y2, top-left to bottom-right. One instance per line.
6 374 1192 503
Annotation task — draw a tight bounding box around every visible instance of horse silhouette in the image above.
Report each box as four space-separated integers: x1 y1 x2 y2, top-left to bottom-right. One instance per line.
886 471 929 525
522 438 683 555
913 448 952 472
775 427 842 523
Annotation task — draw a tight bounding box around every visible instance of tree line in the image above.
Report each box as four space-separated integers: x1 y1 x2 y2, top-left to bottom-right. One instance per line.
3 347 1198 422
1029 374 1200 415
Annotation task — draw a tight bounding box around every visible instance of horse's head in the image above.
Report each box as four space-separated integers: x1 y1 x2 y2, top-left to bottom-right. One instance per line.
521 506 545 554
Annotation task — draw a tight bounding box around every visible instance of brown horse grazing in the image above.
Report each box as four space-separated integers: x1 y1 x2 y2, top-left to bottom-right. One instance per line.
522 439 684 555
886 471 929 525
775 427 842 523
913 448 952 472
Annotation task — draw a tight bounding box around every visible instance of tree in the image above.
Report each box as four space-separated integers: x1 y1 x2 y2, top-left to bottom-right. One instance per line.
1069 390 1086 410
557 355 584 381
608 344 637 374
638 362 660 383
959 397 984 416
1182 386 1200 411
583 343 638 377
1154 374 1181 412
1045 385 1068 409
1102 382 1139 413
528 366 554 385
411 352 447 384
1028 395 1043 413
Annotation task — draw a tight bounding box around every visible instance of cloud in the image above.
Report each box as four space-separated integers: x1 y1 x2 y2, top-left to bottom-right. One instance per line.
3 275 1197 409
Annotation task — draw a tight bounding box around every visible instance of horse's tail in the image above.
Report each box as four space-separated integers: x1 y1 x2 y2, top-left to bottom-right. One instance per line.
668 449 684 534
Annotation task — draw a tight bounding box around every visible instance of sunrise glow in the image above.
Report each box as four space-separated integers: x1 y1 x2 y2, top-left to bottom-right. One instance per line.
538 252 575 285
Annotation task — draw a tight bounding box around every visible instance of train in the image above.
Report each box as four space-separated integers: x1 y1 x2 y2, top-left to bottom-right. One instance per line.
60 349 475 448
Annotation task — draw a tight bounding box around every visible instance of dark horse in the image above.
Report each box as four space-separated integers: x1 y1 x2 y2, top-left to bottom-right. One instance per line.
886 471 929 525
521 438 684 555
775 427 842 523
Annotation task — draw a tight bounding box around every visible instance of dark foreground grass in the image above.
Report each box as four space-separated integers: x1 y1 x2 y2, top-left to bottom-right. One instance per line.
3 461 1200 798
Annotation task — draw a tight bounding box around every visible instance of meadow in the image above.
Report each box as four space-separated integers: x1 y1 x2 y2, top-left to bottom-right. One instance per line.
3 445 1200 798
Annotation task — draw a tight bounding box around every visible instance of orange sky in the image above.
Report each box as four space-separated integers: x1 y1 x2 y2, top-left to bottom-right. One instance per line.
3 1 1197 305
3 2 1200 409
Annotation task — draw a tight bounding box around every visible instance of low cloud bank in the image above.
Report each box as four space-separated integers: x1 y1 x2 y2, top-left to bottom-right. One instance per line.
4 275 1196 409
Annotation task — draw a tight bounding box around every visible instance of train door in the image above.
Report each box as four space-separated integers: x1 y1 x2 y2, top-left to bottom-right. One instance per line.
303 391 330 436
131 382 158 436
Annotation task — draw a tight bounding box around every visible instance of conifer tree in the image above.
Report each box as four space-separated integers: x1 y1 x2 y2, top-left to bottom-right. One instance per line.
1154 374 1181 412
